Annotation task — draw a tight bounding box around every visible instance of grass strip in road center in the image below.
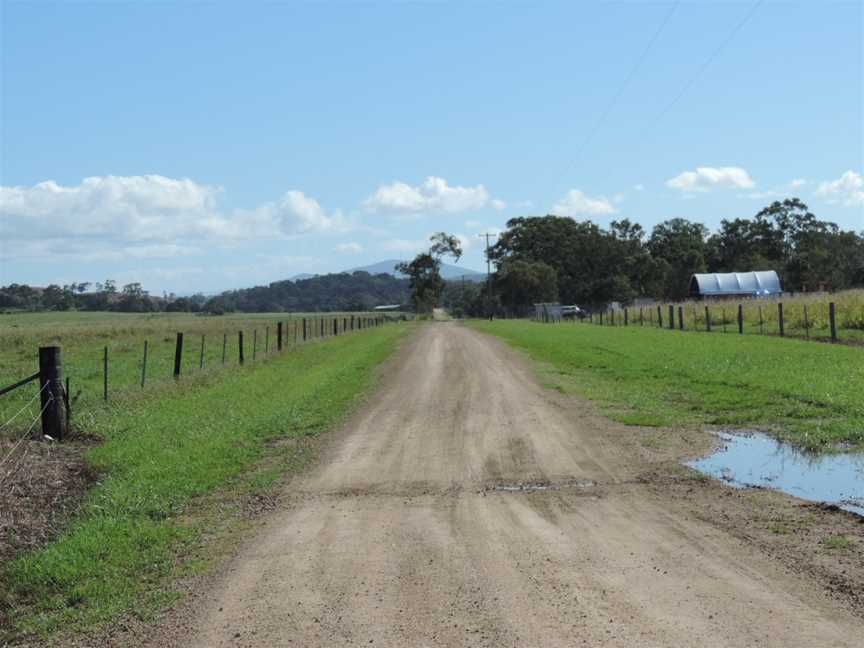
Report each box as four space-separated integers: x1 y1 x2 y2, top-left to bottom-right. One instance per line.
469 320 864 452
1 323 409 641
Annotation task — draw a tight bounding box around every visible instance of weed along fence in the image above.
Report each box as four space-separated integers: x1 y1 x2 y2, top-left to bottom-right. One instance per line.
0 314 395 482
541 293 864 345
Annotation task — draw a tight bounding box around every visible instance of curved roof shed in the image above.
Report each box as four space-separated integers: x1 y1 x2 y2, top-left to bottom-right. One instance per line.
688 271 782 298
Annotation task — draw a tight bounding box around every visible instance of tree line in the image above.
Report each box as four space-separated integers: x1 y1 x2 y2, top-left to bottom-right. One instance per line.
409 199 864 317
0 273 410 314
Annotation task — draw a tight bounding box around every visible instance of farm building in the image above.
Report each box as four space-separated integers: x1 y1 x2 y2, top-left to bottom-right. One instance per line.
688 271 782 299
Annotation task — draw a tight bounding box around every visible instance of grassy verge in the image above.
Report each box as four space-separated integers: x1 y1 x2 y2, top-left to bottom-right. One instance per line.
469 320 864 451
1 323 409 642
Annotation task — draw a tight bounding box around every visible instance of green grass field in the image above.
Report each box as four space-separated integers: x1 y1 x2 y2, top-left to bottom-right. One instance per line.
0 310 389 429
470 319 864 452
1 320 408 641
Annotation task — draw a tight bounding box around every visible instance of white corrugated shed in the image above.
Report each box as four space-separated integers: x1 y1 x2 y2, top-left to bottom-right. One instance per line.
689 271 782 297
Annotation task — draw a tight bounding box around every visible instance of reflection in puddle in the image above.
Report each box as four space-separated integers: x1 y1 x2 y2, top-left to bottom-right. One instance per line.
688 432 864 516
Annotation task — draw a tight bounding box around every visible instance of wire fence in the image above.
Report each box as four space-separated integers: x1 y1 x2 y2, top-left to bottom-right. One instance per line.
538 296 864 346
0 313 404 480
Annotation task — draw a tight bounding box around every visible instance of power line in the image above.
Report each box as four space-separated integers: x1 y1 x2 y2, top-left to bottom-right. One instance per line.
557 2 680 188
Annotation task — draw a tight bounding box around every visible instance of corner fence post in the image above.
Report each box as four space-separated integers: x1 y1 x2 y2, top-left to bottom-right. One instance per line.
829 302 837 342
173 332 184 378
39 346 66 440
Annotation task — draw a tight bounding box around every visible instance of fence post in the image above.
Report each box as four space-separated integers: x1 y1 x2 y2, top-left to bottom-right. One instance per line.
64 376 71 431
611 309 615 326
722 309 727 333
141 340 148 388
639 308 644 326
199 335 206 369
778 302 785 337
222 333 227 364
804 305 810 340
38 346 66 440
277 322 283 352
759 306 764 334
333 317 338 336
303 318 307 341
668 305 675 330
738 304 744 335
678 306 684 330
173 333 184 378
657 305 663 328
829 302 837 342
239 331 245 365
103 346 109 399
705 306 711 332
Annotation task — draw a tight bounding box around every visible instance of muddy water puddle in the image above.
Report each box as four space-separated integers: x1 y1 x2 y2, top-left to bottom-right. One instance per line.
688 431 864 516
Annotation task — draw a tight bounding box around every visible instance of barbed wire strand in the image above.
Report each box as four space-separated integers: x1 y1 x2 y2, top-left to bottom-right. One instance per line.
0 394 54 484
0 381 51 435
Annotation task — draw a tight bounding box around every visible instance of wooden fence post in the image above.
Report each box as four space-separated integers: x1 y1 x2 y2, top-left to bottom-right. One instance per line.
657 305 663 328
277 322 283 351
778 302 785 337
141 340 148 389
199 335 205 369
611 309 615 326
173 333 183 378
738 304 744 335
668 305 675 330
829 302 837 342
705 306 711 332
678 306 684 330
759 306 764 334
303 318 307 341
624 308 628 326
639 308 644 326
38 346 66 440
239 331 245 365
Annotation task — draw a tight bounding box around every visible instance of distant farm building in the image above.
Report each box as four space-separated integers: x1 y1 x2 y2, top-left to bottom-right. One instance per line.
688 271 782 299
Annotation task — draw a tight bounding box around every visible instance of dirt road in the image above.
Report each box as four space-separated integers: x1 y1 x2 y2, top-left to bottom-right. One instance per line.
171 323 862 647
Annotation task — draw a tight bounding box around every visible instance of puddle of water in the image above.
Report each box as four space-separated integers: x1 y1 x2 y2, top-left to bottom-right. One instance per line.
688 432 864 516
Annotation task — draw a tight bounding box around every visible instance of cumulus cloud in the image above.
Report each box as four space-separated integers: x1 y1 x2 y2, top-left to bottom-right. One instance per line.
666 166 755 192
552 189 617 217
0 175 345 262
335 242 363 253
364 176 497 214
815 170 864 207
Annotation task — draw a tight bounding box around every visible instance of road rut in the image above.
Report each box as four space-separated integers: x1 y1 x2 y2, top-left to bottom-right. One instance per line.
175 323 861 647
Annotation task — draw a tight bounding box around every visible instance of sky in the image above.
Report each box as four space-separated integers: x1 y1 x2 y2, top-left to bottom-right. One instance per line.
1 0 862 295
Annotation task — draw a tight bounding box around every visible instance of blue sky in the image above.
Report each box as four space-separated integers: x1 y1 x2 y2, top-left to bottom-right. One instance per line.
1 0 862 294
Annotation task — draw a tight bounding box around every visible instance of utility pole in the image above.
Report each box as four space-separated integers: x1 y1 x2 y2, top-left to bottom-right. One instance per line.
479 233 496 320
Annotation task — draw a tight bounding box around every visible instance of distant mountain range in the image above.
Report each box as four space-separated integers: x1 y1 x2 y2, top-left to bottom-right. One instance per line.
290 259 486 283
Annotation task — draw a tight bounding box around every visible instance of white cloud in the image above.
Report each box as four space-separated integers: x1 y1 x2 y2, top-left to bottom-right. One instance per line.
815 170 864 207
0 175 345 262
666 166 755 192
335 242 363 253
363 176 497 214
552 189 617 217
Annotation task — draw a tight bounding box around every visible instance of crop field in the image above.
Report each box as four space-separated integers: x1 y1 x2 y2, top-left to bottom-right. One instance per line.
0 310 394 427
606 290 864 344
0 318 408 639
470 318 864 452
